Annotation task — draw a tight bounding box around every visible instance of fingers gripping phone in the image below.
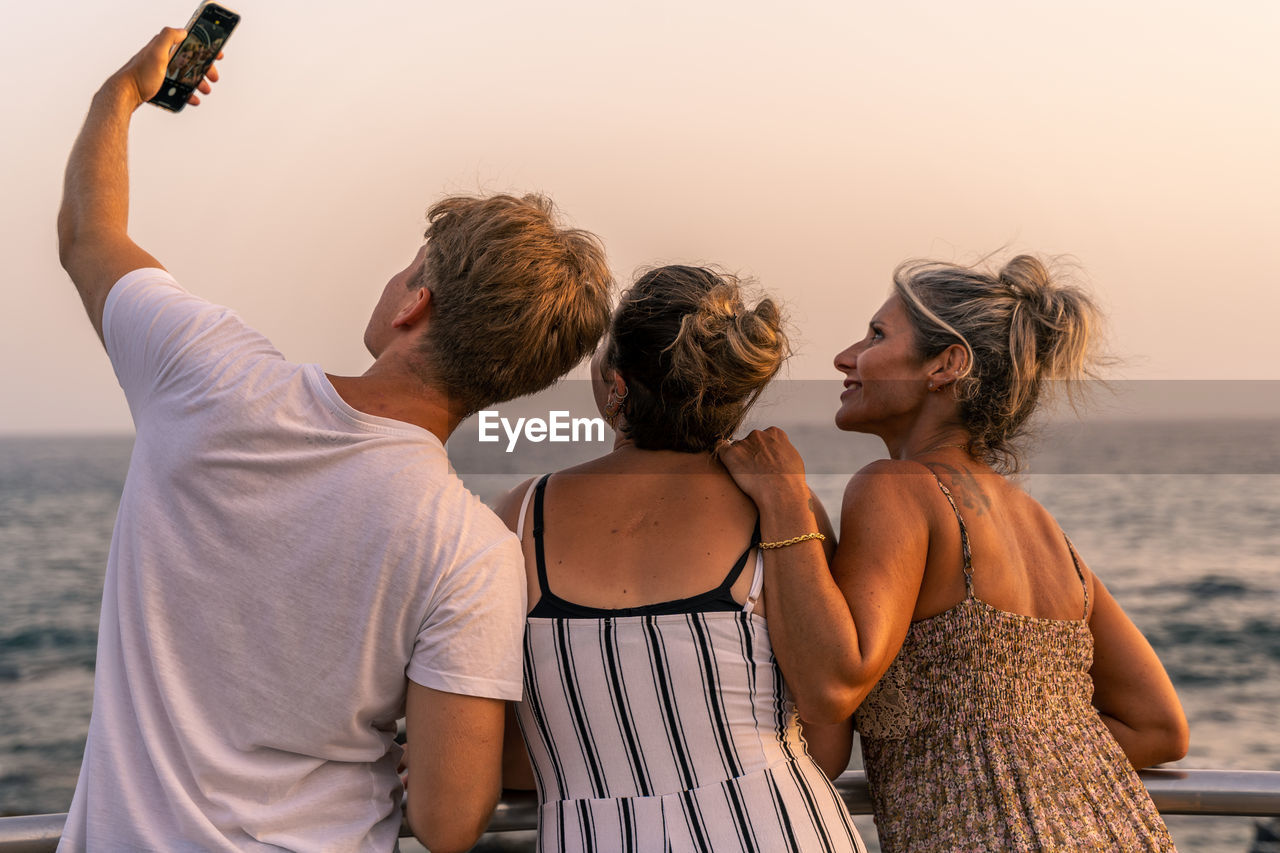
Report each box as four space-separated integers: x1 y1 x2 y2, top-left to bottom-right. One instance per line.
149 2 240 112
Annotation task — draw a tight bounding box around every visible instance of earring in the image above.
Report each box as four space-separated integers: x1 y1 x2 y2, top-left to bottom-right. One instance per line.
603 386 629 427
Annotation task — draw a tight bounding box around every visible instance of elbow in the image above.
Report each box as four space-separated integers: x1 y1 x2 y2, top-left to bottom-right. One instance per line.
57 207 77 273
56 206 91 277
406 812 487 853
409 829 485 853
1143 699 1190 767
794 685 860 726
793 661 884 724
1120 709 1190 769
1154 713 1190 765
405 792 497 853
812 752 849 782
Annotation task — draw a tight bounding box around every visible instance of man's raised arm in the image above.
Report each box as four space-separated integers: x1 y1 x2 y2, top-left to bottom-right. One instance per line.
58 28 216 342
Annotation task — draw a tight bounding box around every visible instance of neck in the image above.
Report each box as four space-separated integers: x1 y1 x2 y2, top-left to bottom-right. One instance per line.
326 362 462 444
600 441 723 473
879 419 971 463
898 436 972 460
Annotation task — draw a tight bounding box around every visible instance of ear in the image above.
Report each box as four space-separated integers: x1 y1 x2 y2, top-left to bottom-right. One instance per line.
927 343 969 390
392 286 432 329
610 369 628 398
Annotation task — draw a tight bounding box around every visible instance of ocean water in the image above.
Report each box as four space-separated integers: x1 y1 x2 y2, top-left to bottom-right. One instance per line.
2 420 1278 851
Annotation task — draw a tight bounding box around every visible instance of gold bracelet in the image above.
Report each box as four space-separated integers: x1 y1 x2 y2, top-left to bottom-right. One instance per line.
758 532 827 550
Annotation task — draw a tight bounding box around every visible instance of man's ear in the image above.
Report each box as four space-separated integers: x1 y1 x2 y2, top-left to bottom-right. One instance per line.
927 343 969 390
393 286 432 329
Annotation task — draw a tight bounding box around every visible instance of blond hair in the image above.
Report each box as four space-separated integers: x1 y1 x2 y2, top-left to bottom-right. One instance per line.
608 265 788 452
894 254 1104 472
416 194 613 416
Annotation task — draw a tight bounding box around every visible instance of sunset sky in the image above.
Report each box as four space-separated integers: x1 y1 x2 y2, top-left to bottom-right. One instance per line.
4 0 1278 433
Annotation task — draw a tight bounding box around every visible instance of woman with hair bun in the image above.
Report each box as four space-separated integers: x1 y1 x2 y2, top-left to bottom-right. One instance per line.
721 254 1187 851
498 265 866 852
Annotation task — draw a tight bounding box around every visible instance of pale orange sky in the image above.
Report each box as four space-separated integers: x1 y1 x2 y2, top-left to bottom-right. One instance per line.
4 0 1279 433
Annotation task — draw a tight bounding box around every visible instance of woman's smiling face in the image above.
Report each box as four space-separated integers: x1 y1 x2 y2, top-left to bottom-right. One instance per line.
833 295 932 433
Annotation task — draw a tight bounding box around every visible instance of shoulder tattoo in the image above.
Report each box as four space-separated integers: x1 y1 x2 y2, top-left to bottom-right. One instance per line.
929 462 992 515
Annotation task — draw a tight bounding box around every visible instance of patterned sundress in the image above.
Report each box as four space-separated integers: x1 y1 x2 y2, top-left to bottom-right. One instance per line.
855 476 1177 852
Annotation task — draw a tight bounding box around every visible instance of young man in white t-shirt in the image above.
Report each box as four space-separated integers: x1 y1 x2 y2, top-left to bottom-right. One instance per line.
56 29 612 852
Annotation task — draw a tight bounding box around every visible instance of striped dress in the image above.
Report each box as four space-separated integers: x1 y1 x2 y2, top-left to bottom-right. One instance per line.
514 475 864 853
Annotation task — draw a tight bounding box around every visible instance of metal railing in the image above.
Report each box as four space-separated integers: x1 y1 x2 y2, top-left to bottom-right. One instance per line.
3 769 1278 852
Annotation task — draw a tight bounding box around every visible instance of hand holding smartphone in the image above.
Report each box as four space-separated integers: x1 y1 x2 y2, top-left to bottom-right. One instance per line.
149 2 240 112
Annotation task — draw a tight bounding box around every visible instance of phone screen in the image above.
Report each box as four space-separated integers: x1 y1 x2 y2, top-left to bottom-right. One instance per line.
150 3 239 111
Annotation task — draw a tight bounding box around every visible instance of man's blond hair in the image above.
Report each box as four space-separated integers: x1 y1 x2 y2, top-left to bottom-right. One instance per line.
416 193 614 416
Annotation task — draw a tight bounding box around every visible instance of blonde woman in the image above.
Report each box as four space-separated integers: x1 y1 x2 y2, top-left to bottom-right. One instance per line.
499 265 865 852
721 255 1188 851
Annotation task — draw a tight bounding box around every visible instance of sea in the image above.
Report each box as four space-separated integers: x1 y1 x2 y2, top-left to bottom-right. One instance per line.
2 414 1278 852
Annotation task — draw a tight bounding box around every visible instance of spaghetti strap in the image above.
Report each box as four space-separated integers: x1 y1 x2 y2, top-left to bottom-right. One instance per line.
931 473 975 599
515 475 543 542
1063 533 1090 618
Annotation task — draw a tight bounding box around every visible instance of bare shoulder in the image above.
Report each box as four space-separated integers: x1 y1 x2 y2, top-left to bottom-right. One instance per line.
844 458 939 507
839 459 944 546
834 459 933 599
494 476 539 532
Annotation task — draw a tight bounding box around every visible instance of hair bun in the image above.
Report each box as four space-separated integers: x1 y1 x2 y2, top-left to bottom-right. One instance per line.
998 255 1054 302
997 255 1098 377
668 278 788 403
609 264 789 452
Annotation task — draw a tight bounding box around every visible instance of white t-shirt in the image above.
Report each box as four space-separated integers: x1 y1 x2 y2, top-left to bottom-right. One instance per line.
60 269 525 852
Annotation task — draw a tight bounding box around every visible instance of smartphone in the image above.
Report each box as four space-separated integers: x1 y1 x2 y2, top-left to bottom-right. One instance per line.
149 2 240 112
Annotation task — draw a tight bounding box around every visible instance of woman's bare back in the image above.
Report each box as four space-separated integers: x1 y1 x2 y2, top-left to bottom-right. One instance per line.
913 461 1092 623
515 448 765 615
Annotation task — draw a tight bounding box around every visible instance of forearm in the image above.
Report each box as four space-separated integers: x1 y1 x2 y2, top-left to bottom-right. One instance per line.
757 494 861 723
59 79 139 261
799 717 854 780
59 30 184 341
501 702 536 790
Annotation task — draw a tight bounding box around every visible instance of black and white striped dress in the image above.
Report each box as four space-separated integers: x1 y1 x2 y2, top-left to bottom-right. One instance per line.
514 475 865 853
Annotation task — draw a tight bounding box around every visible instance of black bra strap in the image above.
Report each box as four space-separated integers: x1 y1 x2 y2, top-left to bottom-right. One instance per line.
531 475 760 608
717 519 762 592
931 474 975 599
532 473 553 599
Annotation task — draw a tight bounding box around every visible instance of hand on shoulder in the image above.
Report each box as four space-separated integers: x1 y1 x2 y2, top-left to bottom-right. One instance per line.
716 426 809 507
